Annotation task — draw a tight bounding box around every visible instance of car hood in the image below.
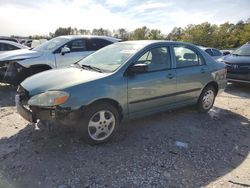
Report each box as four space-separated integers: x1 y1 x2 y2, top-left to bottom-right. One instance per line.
223 55 250 65
0 49 42 62
21 67 109 96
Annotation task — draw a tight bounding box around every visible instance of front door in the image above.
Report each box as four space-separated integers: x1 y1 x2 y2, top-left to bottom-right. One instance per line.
127 46 176 114
55 39 93 68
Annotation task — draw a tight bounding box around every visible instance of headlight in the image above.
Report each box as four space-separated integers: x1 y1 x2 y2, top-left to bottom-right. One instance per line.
28 91 69 107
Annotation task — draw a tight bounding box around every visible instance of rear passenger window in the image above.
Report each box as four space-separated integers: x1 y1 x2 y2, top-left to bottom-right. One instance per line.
86 39 112 51
0 43 18 51
0 43 4 51
6 44 19 50
174 46 203 68
205 49 214 56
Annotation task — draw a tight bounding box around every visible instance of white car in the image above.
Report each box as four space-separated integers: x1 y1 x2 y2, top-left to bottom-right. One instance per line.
0 35 120 85
0 40 29 53
199 46 223 60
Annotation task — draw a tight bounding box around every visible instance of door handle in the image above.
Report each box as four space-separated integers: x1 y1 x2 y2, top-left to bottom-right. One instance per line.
200 68 206 74
167 73 174 79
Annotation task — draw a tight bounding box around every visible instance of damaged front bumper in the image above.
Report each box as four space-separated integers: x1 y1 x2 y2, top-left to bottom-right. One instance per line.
0 61 27 85
15 88 81 124
15 94 35 122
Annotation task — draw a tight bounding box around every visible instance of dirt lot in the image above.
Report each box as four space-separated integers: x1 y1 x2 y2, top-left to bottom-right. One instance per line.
0 83 249 188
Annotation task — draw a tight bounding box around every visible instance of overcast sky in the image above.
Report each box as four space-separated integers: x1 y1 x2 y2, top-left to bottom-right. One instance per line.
0 0 249 36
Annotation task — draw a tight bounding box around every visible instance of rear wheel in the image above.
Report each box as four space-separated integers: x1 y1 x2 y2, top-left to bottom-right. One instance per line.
79 102 120 145
197 86 216 113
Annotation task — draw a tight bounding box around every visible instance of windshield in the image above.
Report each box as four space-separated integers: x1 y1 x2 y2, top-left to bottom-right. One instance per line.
78 43 145 72
34 37 69 52
232 45 250 56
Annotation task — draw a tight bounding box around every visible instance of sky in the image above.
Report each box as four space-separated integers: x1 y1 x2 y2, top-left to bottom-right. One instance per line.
0 0 249 36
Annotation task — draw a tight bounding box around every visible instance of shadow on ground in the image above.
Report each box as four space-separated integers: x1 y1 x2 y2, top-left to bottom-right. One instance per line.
0 84 16 107
225 83 250 99
0 105 249 187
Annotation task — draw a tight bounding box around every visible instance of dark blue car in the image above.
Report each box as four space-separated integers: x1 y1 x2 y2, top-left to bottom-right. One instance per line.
219 43 250 83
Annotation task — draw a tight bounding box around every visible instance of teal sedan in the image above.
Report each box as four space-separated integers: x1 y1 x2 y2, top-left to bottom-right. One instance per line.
16 41 227 144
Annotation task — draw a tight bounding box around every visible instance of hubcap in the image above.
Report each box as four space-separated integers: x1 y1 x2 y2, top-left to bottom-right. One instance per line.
88 110 115 141
202 90 215 110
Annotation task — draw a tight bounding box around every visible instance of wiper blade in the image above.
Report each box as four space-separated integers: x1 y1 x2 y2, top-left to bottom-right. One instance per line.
81 64 103 73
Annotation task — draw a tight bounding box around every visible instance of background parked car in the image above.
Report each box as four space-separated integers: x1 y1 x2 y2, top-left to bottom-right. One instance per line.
0 35 120 85
20 39 33 47
199 46 224 60
30 39 48 48
221 49 233 56
16 41 227 144
0 40 29 53
0 36 19 43
218 43 250 83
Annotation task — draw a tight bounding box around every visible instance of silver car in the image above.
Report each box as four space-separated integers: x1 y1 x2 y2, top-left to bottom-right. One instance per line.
0 35 120 85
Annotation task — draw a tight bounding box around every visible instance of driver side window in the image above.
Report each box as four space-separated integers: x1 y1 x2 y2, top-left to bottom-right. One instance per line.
136 47 171 72
68 39 86 52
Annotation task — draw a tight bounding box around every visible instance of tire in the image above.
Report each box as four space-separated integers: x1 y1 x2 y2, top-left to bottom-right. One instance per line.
79 102 120 145
197 85 216 113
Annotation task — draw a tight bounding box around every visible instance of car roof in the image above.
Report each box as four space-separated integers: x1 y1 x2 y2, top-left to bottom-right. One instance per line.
0 40 29 49
57 35 121 43
119 40 199 47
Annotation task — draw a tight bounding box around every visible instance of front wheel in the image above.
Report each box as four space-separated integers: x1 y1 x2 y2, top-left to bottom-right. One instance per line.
79 102 120 145
197 86 216 113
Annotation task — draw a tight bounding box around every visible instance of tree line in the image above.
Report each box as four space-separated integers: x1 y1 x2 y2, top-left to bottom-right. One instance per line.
30 18 250 49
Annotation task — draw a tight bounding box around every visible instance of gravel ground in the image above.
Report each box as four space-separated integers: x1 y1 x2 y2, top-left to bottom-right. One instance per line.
0 83 249 188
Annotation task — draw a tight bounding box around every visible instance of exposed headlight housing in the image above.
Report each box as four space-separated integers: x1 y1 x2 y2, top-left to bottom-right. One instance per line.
28 91 69 107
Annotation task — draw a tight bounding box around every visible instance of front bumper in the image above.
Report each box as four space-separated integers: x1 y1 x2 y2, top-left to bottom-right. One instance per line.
226 63 250 83
15 94 81 123
15 94 35 122
227 72 250 83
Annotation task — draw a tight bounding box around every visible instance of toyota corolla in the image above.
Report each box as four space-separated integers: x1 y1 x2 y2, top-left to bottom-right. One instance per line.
16 41 227 144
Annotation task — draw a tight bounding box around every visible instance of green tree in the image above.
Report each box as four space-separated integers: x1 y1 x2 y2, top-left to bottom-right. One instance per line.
130 26 150 40
92 28 111 36
181 22 217 47
148 29 164 40
113 28 129 41
167 27 184 41
54 27 74 37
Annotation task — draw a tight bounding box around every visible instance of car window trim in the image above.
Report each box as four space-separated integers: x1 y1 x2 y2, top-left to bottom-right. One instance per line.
53 38 87 54
171 44 206 69
212 49 222 56
125 45 173 75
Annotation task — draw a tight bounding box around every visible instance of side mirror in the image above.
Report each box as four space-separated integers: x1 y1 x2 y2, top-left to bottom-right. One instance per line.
61 46 70 55
129 63 148 75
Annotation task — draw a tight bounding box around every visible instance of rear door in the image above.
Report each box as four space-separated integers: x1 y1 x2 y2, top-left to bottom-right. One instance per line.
172 45 211 103
127 46 177 114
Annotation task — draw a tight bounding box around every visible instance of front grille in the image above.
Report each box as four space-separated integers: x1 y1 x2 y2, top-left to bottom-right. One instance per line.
226 63 250 69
